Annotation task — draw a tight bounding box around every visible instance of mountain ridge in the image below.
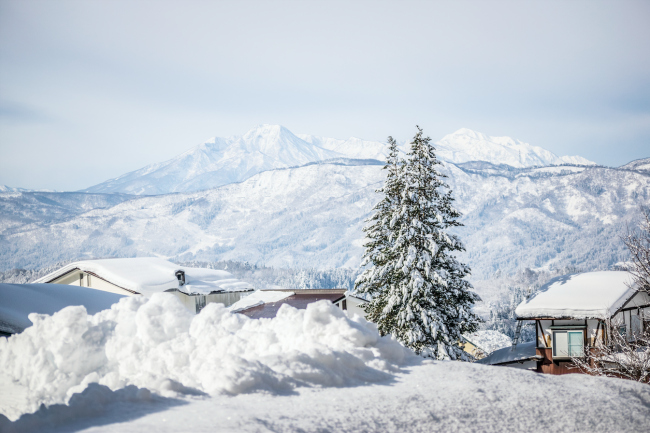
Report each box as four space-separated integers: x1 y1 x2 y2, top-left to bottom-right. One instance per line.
82 125 597 196
3 160 647 279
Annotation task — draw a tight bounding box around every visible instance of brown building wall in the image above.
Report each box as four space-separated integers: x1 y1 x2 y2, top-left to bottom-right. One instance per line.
536 348 583 375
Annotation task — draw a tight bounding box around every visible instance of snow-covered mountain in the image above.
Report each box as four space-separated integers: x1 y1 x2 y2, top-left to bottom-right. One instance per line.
0 185 58 193
83 125 595 195
619 157 650 172
3 160 647 278
297 135 389 161
84 125 344 195
0 191 133 235
434 128 595 168
0 185 30 193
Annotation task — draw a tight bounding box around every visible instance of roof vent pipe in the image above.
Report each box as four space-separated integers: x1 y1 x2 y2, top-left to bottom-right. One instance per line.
175 270 186 287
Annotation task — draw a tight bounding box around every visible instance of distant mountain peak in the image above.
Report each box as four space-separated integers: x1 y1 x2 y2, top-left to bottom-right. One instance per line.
435 128 596 168
448 128 490 139
244 124 287 136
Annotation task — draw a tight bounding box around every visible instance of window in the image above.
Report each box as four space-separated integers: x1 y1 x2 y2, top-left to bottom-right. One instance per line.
631 314 641 336
552 330 584 358
568 332 583 356
342 300 347 310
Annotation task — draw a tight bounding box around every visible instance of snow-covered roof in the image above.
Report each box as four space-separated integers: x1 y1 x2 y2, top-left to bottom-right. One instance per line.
345 290 371 302
463 330 512 354
476 341 538 366
0 283 124 334
515 271 637 320
34 258 254 297
228 290 294 313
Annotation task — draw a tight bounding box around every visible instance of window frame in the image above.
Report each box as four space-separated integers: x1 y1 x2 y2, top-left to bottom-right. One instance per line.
551 328 585 359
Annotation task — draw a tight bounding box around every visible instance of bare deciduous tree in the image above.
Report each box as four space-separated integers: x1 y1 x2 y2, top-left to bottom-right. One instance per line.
623 207 650 294
571 318 650 383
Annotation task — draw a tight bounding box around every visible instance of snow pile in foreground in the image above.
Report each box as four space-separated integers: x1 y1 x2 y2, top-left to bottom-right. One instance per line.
463 330 511 354
4 359 650 432
0 294 413 420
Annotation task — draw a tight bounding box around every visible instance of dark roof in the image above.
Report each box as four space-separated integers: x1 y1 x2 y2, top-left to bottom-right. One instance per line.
237 290 346 319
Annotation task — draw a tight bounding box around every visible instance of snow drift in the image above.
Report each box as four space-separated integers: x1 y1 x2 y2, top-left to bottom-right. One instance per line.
0 293 413 419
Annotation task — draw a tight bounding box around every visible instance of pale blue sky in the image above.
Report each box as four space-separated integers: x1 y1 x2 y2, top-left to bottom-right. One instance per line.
0 0 648 191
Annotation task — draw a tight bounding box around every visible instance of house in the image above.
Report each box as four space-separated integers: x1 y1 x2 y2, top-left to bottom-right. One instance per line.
342 291 369 318
34 258 254 314
514 271 650 375
231 289 346 318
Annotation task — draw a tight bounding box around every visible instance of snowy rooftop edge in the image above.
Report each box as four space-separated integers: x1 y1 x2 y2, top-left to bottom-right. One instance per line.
514 271 637 320
33 258 254 297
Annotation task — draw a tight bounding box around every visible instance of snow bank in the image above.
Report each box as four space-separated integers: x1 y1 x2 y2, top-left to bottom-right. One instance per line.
0 384 158 433
0 293 413 420
0 283 124 334
33 258 253 296
515 271 636 319
463 330 511 354
6 359 650 432
228 290 294 312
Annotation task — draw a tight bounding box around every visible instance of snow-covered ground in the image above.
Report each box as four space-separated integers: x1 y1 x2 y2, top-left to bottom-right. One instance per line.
1 294 649 432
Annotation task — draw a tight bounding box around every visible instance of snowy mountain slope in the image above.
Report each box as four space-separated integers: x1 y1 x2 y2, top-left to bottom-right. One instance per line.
298 134 389 161
84 125 344 195
619 157 650 172
434 128 595 168
0 191 133 235
2 161 647 278
0 185 30 193
0 185 59 193
302 128 597 168
83 126 595 196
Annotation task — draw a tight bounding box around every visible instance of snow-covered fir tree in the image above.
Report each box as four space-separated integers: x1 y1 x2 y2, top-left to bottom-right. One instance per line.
355 127 481 359
354 137 404 312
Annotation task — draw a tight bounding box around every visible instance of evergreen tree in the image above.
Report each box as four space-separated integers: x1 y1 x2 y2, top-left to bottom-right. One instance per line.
355 137 404 317
356 127 480 359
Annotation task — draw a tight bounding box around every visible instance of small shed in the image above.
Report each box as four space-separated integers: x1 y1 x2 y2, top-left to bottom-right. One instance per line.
514 271 650 375
461 330 512 359
33 258 254 314
232 289 346 319
476 341 542 370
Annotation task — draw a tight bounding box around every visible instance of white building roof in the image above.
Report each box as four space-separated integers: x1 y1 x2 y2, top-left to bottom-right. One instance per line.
515 271 637 320
0 283 125 334
34 258 254 297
